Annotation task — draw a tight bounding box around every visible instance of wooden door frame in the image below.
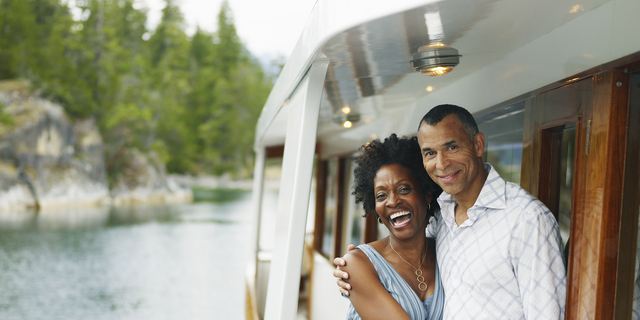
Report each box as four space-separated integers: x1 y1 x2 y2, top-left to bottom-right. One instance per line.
521 68 633 319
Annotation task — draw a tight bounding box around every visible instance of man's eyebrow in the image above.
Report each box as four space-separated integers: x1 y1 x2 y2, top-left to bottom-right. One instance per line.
442 140 457 147
422 140 457 152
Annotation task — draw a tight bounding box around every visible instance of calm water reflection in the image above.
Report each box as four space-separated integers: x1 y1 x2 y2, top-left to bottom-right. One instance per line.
0 189 275 320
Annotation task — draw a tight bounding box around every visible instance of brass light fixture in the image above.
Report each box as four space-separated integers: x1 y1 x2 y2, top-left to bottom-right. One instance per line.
411 43 461 76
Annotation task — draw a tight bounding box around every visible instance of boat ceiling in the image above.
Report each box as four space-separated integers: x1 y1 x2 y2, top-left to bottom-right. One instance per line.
256 0 639 157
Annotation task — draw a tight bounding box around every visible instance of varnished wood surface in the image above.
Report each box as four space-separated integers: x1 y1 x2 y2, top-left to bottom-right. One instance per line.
613 72 640 319
565 80 593 320
589 70 629 320
333 157 347 259
313 159 328 253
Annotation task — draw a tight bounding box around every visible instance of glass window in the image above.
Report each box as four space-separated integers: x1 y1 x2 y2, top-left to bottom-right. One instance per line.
478 110 525 184
344 158 365 248
321 158 338 258
557 125 575 246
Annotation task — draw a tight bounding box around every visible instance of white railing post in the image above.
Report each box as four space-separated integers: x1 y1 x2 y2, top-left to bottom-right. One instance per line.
248 147 266 279
264 61 329 320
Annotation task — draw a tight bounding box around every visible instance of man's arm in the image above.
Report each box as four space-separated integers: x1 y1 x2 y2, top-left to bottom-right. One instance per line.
516 205 567 319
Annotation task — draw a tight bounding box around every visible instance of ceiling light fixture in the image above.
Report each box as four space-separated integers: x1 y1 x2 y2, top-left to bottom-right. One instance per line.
334 113 360 129
411 43 461 76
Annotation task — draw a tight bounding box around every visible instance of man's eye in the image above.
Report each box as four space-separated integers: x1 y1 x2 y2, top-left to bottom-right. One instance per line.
425 151 435 157
448 145 458 151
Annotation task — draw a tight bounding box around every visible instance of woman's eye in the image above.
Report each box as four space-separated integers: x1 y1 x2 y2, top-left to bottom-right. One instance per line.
399 187 411 194
376 193 387 200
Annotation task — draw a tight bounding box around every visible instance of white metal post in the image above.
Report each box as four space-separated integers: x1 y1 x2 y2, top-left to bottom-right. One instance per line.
248 147 266 279
264 61 329 320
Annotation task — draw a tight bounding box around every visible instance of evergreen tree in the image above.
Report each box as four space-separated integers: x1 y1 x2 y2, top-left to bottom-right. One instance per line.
1 0 273 179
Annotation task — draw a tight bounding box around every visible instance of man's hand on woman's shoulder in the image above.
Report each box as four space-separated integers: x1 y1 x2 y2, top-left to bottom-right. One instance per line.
333 244 356 296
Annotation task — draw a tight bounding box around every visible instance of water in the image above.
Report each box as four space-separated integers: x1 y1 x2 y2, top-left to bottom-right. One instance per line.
0 189 274 320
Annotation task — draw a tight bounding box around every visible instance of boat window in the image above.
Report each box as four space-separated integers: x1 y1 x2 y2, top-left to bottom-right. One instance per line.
344 158 365 248
557 124 575 247
478 109 525 184
321 158 338 258
259 158 282 252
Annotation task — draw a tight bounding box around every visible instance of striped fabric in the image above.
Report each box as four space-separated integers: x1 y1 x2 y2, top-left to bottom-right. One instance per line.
346 244 444 320
433 163 566 320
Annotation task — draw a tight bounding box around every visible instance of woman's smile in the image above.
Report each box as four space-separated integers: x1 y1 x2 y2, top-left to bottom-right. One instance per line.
389 211 413 228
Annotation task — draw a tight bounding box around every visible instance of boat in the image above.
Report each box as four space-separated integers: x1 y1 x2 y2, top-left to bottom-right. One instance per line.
246 0 640 319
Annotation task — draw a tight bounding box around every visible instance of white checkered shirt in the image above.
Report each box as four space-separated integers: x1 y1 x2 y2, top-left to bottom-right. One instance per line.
427 163 567 319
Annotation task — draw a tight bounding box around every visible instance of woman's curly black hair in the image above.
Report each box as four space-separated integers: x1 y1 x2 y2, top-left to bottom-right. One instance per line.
352 133 442 219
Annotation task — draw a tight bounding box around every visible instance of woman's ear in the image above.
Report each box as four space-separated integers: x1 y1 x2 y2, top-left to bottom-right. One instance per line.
424 194 431 205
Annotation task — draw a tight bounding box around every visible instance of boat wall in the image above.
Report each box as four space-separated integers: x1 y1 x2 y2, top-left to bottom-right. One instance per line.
309 252 350 319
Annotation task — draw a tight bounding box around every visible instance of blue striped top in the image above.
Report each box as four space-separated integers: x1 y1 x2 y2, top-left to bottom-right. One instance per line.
346 244 445 320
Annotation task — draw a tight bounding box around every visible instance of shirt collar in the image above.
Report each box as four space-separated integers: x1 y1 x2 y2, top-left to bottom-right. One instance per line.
436 163 507 226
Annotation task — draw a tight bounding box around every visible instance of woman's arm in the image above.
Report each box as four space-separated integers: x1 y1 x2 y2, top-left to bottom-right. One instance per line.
343 249 412 320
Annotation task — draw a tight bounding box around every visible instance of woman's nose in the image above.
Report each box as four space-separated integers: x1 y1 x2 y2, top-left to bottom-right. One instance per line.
386 192 401 207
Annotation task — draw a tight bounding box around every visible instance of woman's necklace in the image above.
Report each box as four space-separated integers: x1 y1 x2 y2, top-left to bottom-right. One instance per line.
389 239 428 291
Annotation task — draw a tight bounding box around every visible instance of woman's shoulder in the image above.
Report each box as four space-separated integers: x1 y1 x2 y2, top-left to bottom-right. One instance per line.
343 245 370 267
343 241 386 275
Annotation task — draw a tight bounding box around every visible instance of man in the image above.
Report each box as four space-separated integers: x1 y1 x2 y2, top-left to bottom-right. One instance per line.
334 104 567 319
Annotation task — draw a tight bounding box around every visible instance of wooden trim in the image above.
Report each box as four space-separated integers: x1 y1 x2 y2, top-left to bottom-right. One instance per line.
613 71 640 319
520 97 536 193
565 79 594 320
592 70 630 319
333 157 347 259
313 159 328 253
265 145 285 158
363 213 378 243
571 70 630 320
536 128 553 206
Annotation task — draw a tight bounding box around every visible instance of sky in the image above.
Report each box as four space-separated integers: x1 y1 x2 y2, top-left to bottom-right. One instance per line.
140 0 318 62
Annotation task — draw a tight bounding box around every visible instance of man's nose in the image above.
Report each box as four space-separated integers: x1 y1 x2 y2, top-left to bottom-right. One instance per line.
436 153 450 170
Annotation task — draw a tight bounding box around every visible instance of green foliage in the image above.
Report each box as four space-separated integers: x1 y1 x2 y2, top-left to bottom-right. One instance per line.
1 0 273 178
0 102 14 127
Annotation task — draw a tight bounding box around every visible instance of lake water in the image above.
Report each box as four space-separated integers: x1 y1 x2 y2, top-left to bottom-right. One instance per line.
0 188 278 320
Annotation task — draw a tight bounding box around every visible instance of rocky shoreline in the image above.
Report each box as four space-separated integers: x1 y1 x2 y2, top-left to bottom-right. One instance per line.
0 80 194 212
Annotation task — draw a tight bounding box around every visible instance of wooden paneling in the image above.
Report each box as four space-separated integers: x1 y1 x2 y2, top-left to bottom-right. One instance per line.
520 98 535 193
560 70 630 320
333 158 347 259
614 72 640 319
582 70 629 320
566 101 589 320
313 160 328 253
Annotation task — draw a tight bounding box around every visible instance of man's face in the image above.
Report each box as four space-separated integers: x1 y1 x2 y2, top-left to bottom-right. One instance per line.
417 114 485 199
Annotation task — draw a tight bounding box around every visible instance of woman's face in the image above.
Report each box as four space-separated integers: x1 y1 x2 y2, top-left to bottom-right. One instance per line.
374 163 430 239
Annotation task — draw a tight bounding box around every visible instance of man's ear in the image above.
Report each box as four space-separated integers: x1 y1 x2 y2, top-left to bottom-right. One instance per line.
474 132 485 157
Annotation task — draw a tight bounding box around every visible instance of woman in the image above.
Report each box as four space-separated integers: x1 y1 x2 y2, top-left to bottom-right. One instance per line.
344 134 444 320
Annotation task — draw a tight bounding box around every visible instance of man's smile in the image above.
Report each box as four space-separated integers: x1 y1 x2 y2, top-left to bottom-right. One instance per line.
437 170 460 183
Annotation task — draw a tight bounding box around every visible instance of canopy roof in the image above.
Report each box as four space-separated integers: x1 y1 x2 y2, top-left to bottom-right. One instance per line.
256 0 638 156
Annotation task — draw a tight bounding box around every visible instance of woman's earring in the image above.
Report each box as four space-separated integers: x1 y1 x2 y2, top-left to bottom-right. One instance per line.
377 216 383 224
428 203 431 211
